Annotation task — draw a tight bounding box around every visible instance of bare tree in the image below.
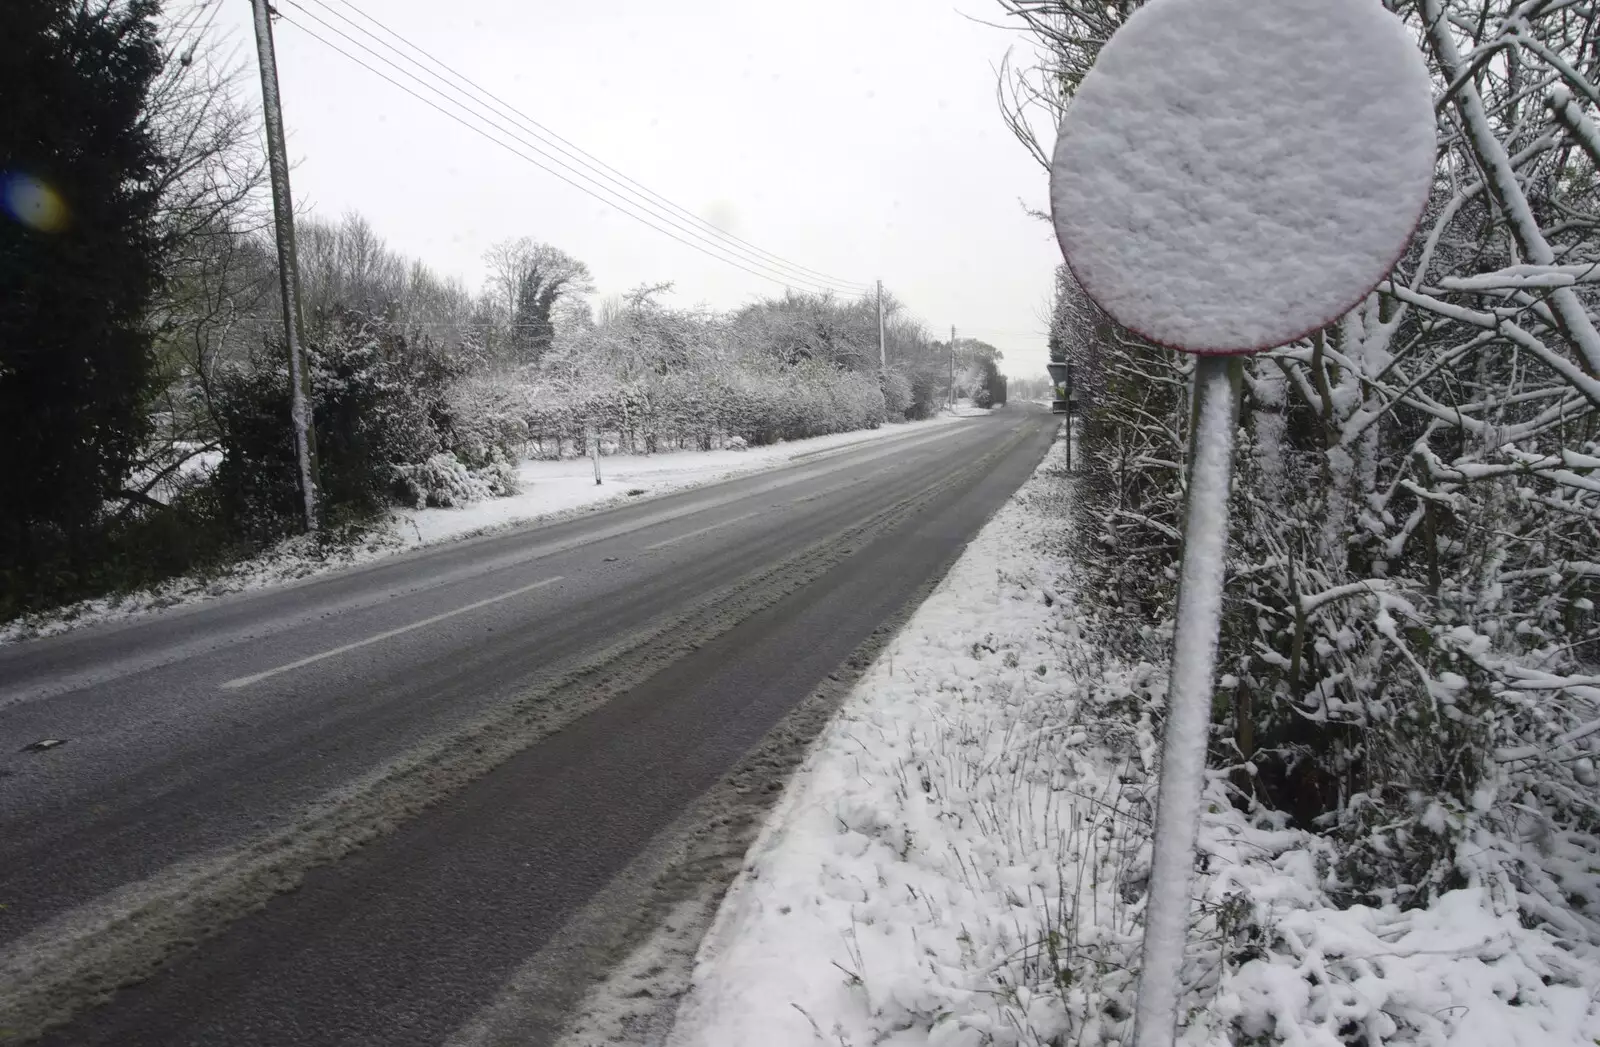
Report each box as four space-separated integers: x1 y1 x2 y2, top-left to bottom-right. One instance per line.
993 0 1141 171
298 212 408 326
128 4 274 510
482 237 594 365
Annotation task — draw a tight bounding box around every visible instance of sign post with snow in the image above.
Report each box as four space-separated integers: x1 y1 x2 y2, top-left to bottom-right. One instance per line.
1046 0 1435 1044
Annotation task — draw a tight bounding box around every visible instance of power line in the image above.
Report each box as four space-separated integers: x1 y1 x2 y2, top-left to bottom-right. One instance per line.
276 9 855 298
274 3 869 297
313 0 870 294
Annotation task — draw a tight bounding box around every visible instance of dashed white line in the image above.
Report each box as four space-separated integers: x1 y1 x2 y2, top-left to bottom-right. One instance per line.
220 576 564 690
643 510 768 551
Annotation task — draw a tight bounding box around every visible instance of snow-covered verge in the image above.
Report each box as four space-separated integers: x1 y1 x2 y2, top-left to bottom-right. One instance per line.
668 434 1600 1047
0 417 973 645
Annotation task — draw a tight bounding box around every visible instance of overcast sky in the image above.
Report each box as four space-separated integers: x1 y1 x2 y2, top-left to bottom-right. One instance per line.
206 0 1061 378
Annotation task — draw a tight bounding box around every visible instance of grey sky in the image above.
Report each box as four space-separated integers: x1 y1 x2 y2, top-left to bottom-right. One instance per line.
208 0 1060 378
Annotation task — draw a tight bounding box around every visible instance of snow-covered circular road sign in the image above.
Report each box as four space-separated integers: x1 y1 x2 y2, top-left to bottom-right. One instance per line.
1049 0 1436 354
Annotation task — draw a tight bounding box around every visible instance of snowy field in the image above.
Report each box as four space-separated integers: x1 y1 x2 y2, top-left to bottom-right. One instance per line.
666 434 1600 1047
1 414 976 644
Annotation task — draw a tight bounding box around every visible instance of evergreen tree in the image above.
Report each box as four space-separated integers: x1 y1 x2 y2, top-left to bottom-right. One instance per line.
0 0 164 598
511 266 560 364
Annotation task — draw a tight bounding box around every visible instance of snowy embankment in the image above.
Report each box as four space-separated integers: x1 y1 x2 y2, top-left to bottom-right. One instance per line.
1 415 976 644
667 433 1600 1047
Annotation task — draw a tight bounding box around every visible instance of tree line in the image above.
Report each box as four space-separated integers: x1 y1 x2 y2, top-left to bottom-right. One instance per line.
1 1 1009 621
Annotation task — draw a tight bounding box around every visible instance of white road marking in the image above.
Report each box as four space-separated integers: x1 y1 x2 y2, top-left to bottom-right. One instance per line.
220 576 564 690
643 510 767 551
793 462 900 504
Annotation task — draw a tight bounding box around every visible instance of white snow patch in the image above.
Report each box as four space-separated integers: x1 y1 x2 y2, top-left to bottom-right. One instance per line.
1049 0 1436 353
945 400 993 419
124 444 223 505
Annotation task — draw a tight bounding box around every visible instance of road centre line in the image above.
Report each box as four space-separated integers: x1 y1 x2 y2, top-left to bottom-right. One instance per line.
220 576 564 690
642 510 768 551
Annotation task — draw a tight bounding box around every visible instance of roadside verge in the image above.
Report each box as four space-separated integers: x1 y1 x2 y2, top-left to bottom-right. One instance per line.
657 432 1600 1047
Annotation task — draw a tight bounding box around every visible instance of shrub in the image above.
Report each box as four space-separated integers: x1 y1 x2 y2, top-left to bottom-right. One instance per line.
393 451 518 508
880 369 914 419
212 309 456 535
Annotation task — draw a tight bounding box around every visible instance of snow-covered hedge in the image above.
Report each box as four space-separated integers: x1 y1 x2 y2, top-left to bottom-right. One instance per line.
517 361 886 458
997 2 1600 1041
879 369 914 419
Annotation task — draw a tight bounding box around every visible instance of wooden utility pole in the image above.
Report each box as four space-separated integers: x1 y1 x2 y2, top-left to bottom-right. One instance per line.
876 279 886 372
252 0 319 532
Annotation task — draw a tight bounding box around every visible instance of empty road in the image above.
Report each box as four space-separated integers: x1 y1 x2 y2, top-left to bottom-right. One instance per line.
0 406 1057 1045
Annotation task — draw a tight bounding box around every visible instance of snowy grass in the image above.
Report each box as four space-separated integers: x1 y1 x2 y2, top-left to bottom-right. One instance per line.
669 434 1600 1047
0 416 976 645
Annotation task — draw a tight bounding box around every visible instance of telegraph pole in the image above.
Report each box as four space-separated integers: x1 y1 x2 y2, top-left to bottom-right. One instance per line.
876 279 886 372
252 0 320 532
949 324 957 407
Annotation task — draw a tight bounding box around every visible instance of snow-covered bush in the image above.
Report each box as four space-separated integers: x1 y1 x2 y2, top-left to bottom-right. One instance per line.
393 450 517 509
880 368 914 419
441 372 527 469
508 353 886 456
996 1 1600 1034
211 308 464 532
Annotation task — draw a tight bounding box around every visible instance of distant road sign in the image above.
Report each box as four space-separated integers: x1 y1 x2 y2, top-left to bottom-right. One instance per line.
1048 362 1072 414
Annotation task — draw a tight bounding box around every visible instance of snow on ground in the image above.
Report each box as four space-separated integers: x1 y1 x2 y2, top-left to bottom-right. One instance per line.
667 433 1600 1047
0 414 979 645
125 443 223 505
946 400 993 418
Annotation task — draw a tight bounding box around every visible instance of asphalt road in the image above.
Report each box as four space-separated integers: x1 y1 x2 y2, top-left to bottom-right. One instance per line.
0 406 1057 1045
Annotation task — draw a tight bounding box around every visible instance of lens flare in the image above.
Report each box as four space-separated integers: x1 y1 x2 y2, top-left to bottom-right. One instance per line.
1 173 70 233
